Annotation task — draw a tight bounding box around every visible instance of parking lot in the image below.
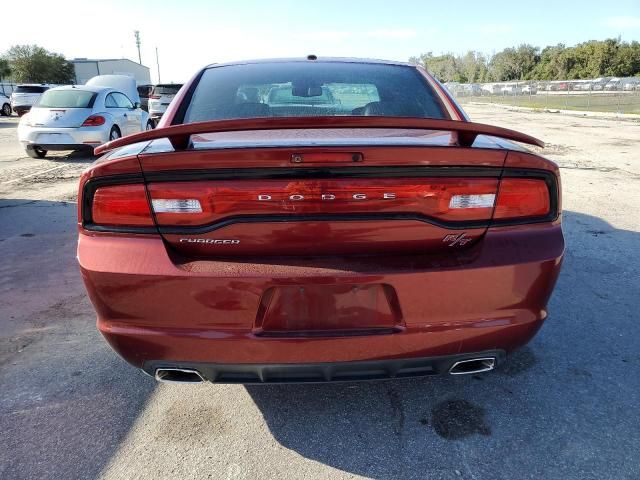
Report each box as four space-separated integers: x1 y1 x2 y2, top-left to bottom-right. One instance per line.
1 105 639 479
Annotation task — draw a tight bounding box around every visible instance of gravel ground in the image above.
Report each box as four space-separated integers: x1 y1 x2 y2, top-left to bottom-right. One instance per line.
0 106 639 480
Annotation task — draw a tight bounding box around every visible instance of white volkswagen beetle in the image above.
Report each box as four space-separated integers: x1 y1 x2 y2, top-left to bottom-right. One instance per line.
18 75 153 159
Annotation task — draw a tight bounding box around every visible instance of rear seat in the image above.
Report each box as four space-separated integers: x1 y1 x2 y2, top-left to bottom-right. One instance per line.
232 102 270 117
352 101 424 116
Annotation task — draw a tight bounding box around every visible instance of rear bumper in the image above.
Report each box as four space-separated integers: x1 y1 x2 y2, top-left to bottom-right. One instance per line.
27 144 94 152
78 223 564 368
18 125 108 148
13 105 31 115
146 350 506 383
149 107 167 119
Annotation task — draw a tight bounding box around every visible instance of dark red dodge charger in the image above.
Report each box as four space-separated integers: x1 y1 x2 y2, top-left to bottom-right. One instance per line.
78 58 563 383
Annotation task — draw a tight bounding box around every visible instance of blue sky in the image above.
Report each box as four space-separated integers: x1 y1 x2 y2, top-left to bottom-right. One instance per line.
3 0 640 82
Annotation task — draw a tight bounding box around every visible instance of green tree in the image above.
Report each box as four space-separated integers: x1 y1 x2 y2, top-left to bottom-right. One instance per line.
489 44 539 81
530 44 569 80
568 39 618 78
460 51 490 83
614 41 640 77
5 45 74 84
409 52 466 82
410 38 640 82
0 58 10 83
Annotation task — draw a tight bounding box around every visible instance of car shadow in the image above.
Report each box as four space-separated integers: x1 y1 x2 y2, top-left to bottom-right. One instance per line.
0 198 156 480
245 210 640 478
42 150 97 163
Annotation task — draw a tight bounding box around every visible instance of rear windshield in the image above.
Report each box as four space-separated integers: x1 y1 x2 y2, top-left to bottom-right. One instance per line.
182 62 447 123
15 85 49 94
36 90 96 108
137 85 153 97
152 84 182 96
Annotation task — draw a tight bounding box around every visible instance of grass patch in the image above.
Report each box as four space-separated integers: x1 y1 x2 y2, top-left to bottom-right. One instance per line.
457 94 640 115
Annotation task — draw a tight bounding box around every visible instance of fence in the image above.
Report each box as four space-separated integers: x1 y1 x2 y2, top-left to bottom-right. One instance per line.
446 77 640 114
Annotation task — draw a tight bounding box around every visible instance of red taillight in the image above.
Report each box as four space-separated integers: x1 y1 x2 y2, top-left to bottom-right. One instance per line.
82 115 105 127
149 95 161 99
148 178 500 227
494 178 550 220
84 174 555 231
91 184 154 226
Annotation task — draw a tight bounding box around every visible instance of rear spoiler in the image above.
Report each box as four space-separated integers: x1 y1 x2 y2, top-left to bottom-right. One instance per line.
94 116 544 155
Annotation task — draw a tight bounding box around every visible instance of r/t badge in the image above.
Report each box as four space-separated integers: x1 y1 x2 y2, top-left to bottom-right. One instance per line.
443 233 472 247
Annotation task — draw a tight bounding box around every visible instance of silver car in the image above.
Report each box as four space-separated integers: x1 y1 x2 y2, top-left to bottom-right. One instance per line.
18 80 152 159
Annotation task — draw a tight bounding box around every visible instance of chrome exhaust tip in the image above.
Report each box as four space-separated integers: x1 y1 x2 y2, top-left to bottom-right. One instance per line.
155 368 205 384
449 357 496 375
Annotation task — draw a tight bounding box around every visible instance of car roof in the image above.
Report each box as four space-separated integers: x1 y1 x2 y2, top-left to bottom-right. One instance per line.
205 56 415 69
47 85 109 93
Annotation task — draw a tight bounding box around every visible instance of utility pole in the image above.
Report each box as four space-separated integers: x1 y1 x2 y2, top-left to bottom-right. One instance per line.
134 30 142 64
155 47 161 83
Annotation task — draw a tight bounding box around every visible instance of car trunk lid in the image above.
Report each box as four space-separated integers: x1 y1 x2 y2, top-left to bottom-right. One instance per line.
138 128 508 257
27 107 94 128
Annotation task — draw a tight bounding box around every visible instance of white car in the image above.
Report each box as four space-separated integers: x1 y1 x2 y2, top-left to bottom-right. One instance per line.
0 93 11 116
481 84 503 94
501 84 522 94
604 78 621 91
148 83 183 122
18 75 152 159
573 82 591 91
11 84 52 116
463 84 482 95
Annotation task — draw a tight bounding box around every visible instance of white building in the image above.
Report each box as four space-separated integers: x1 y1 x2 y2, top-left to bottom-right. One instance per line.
71 58 151 86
